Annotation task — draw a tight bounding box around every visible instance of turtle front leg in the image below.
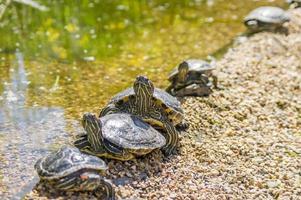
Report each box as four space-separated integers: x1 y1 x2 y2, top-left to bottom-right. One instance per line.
166 84 174 94
74 134 108 157
74 134 92 151
100 178 115 200
55 175 78 191
211 74 219 89
99 104 120 117
176 121 189 131
102 139 135 161
166 81 184 96
148 111 179 156
161 121 179 156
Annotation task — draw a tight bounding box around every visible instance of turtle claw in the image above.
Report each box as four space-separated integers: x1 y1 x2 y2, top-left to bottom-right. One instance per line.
161 145 178 157
176 122 189 131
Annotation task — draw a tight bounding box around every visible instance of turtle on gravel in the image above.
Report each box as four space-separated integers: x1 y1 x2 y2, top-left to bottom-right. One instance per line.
34 146 115 200
287 0 301 8
99 76 184 156
166 59 218 97
74 113 166 161
244 6 290 32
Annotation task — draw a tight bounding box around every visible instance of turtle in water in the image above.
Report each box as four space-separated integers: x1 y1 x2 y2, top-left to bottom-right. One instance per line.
244 6 290 33
74 113 166 161
34 146 115 200
287 0 301 8
100 76 184 156
166 59 218 97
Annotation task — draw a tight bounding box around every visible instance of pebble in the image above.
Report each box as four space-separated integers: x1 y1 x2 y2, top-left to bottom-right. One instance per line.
266 180 281 188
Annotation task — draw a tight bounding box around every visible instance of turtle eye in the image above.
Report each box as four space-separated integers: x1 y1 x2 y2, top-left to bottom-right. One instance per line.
117 100 124 106
161 104 168 109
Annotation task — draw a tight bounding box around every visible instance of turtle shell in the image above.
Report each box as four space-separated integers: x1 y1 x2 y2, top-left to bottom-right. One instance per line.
100 113 166 150
35 146 107 180
168 59 213 81
109 87 184 125
244 6 290 24
173 83 212 97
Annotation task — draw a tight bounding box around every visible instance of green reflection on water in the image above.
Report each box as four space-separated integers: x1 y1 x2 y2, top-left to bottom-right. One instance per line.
0 0 285 118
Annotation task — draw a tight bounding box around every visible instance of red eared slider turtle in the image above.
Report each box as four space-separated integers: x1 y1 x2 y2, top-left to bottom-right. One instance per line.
244 6 290 32
34 147 115 199
287 0 301 8
74 113 166 161
166 59 217 96
100 76 183 156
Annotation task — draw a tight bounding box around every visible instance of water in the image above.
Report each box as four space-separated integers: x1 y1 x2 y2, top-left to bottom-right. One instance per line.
0 0 286 198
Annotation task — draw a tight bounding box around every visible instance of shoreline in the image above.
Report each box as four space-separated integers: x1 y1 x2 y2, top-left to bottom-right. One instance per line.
26 8 301 200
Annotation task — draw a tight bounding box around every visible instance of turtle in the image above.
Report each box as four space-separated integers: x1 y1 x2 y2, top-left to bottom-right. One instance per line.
74 113 166 161
99 76 183 156
166 59 218 96
286 0 301 8
244 6 290 32
34 146 115 200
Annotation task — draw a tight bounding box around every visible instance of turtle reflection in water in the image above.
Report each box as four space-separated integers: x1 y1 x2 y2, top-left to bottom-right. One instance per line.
74 113 166 161
34 147 115 200
244 6 290 33
99 76 184 156
166 59 218 97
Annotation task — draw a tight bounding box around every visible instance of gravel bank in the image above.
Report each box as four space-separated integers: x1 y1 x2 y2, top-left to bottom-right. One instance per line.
25 9 301 200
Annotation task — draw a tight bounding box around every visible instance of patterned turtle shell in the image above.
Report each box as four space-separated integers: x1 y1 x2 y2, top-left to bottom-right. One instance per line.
35 146 107 180
99 113 166 150
168 59 213 81
108 87 184 126
244 6 290 24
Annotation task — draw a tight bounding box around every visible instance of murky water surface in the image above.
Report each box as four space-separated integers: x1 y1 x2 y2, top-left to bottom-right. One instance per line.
0 0 285 198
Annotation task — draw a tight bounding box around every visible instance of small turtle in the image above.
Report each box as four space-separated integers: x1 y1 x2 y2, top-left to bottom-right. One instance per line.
74 113 166 161
287 0 301 8
244 6 290 32
166 59 217 96
100 76 183 156
34 146 115 199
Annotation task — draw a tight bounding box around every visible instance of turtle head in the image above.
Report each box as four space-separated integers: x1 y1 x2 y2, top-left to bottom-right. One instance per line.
245 19 259 31
177 61 189 82
82 113 103 150
82 113 101 133
178 61 189 75
133 76 154 97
